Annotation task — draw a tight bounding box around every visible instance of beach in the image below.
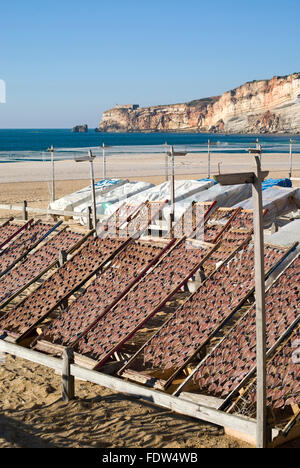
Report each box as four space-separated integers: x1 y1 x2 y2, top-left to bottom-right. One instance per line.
0 355 253 448
0 152 299 449
1 152 300 211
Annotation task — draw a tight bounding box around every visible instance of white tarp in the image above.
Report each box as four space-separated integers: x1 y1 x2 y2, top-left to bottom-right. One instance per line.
264 219 300 288
49 178 127 212
234 186 300 225
74 181 154 223
264 219 300 247
104 179 215 217
163 183 252 221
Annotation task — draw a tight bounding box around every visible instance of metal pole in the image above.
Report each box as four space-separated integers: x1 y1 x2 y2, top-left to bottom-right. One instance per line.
252 154 268 448
165 142 169 181
289 139 293 179
208 139 211 178
89 150 97 236
48 145 55 203
102 143 106 179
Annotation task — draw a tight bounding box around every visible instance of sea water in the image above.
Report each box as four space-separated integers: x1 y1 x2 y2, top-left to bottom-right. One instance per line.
0 129 299 163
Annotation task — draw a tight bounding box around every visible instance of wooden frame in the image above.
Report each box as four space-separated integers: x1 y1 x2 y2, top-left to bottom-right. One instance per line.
6 237 132 344
0 228 94 312
119 241 297 391
0 220 64 279
32 236 177 352
0 218 34 250
173 247 300 406
70 238 219 371
0 338 282 447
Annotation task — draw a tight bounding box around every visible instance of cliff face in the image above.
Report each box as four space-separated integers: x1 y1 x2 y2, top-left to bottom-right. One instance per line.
98 73 300 134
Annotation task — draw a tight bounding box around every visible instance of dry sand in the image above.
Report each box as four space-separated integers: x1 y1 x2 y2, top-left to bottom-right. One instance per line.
0 153 299 449
1 151 300 184
0 355 251 449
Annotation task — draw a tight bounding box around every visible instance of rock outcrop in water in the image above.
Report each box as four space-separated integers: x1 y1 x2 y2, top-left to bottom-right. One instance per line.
98 73 300 134
72 124 88 133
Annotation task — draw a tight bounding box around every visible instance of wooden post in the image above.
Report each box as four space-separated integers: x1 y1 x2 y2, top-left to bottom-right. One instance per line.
208 139 211 179
289 139 293 179
86 206 92 231
59 250 68 267
51 146 55 202
22 200 28 220
165 142 169 181
253 154 268 448
62 347 75 401
89 151 97 237
102 143 106 179
170 146 175 225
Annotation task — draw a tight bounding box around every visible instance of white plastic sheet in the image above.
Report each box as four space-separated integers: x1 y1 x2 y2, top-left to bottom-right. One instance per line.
164 183 252 221
234 186 300 225
264 219 300 247
49 178 127 212
105 179 215 218
74 181 154 223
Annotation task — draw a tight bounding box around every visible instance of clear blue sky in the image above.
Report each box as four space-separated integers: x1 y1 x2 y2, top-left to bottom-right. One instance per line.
0 0 299 128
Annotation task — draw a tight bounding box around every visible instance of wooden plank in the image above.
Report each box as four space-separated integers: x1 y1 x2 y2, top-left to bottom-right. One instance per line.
214 171 269 186
0 203 91 219
0 217 14 228
122 369 166 390
0 338 62 372
0 338 282 443
71 363 261 438
180 392 225 410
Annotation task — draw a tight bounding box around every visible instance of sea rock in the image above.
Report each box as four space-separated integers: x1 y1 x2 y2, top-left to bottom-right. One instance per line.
72 124 88 133
98 73 300 134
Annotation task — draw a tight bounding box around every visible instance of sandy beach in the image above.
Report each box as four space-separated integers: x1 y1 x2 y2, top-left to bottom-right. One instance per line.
1 151 300 184
1 152 300 214
0 152 300 449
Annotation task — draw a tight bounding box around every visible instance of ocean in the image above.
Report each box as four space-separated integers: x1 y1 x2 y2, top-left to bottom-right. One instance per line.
0 129 299 163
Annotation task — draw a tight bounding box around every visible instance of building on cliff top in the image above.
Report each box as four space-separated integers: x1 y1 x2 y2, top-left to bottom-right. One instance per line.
115 104 139 110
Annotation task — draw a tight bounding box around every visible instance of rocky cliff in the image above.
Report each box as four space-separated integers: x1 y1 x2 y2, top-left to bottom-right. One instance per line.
98 73 300 134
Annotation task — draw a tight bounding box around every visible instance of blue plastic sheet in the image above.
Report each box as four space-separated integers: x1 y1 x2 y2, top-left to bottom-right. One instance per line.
262 178 292 191
198 178 218 185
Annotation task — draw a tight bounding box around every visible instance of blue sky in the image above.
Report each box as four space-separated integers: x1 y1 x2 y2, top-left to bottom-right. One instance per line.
0 0 299 128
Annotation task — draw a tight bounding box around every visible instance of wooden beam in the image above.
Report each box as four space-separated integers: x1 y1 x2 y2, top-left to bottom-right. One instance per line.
253 156 268 449
214 171 269 186
0 338 282 444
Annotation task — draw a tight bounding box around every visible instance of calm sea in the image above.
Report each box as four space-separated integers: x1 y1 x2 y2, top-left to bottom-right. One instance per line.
0 129 299 162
